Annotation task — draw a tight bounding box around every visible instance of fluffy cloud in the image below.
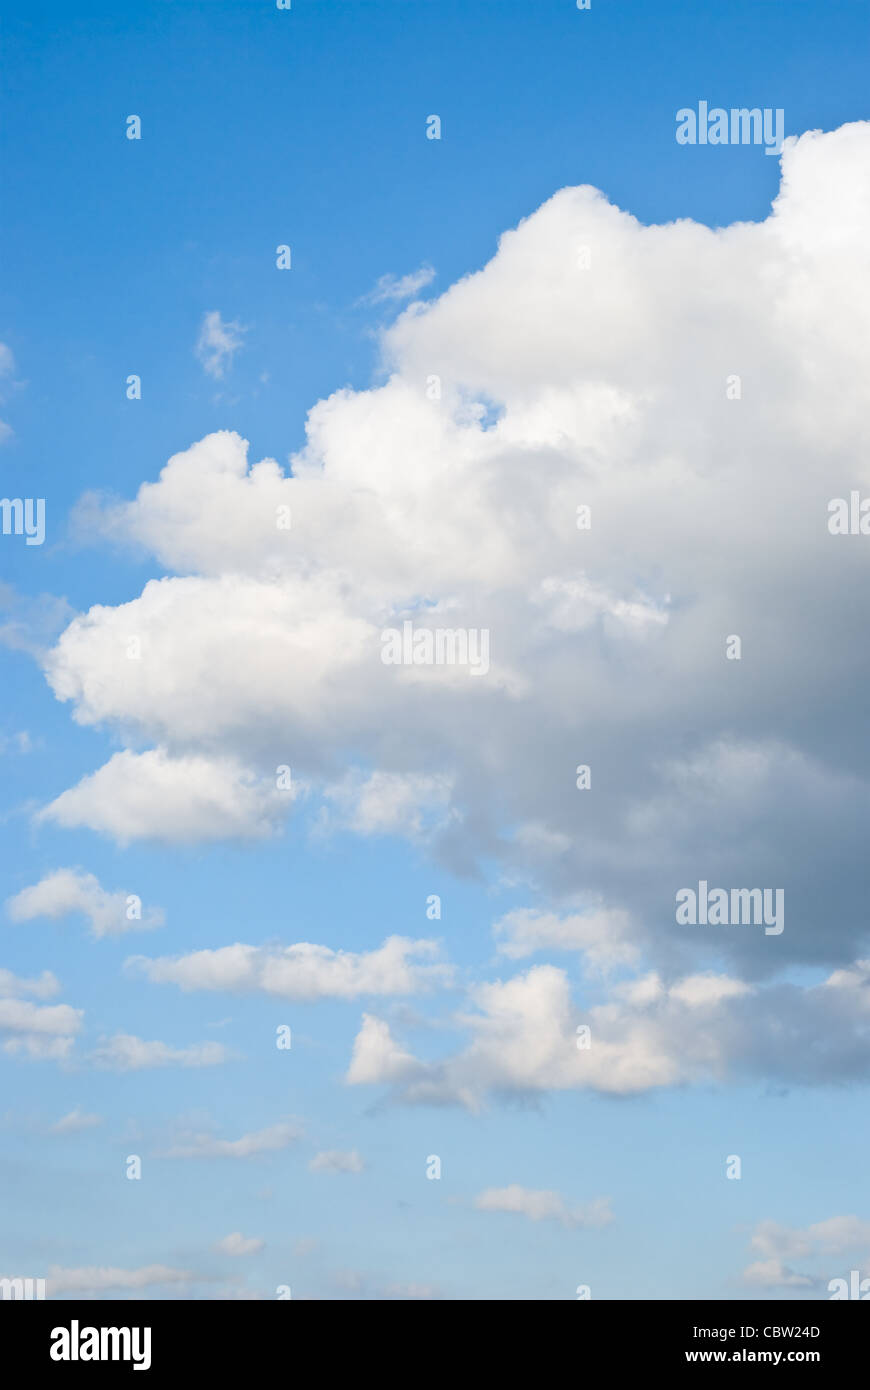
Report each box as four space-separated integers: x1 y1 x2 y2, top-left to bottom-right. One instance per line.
214 1232 265 1256
0 967 60 999
345 957 870 1105
7 868 164 938
742 1215 870 1288
0 968 82 1061
128 935 451 1001
474 1185 612 1229
37 748 291 845
90 1034 229 1071
345 1013 427 1088
492 905 637 967
32 122 870 1089
308 1149 365 1174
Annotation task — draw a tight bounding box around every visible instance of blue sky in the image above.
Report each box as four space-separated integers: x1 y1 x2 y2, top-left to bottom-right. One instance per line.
3 0 870 1300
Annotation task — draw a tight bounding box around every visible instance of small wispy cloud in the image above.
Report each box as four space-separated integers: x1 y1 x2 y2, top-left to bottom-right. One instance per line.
50 1107 103 1134
90 1034 229 1071
195 311 247 379
358 265 435 306
474 1185 613 1229
165 1119 303 1159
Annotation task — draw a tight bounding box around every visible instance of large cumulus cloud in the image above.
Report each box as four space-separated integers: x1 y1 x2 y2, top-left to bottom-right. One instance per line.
35 125 870 1094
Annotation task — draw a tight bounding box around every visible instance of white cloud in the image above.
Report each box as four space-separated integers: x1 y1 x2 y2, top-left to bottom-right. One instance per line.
90 1034 229 1071
128 935 451 1001
360 265 435 305
195 311 246 379
214 1232 265 1256
165 1120 302 1159
742 1259 815 1289
345 965 750 1104
308 1149 365 1174
474 1185 613 1229
37 748 289 845
7 868 164 938
0 969 82 1061
0 968 60 999
493 905 638 968
742 1214 870 1287
345 1013 427 1087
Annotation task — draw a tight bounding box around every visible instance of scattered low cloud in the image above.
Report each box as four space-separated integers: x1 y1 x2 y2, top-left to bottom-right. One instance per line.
0 969 81 1061
90 1034 230 1071
129 935 451 1002
474 1185 613 1229
165 1120 303 1160
7 868 164 939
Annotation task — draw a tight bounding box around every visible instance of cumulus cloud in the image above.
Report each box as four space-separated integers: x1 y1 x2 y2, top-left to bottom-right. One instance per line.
214 1232 265 1256
0 968 82 1061
345 957 870 1105
308 1149 365 1174
742 1215 870 1288
90 1034 230 1071
0 967 60 1000
128 935 451 1002
195 311 246 379
37 748 291 845
32 122 870 1089
345 1013 428 1088
7 868 164 938
474 1185 613 1229
165 1120 302 1159
492 905 638 968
